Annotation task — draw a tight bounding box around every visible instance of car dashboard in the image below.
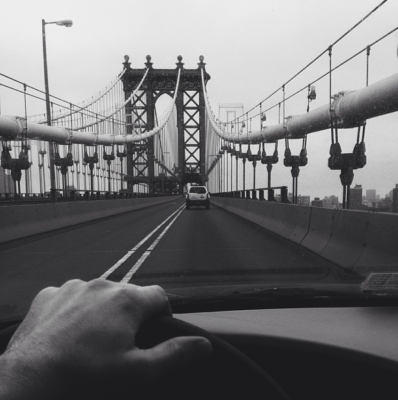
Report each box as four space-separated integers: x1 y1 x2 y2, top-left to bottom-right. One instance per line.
176 306 398 400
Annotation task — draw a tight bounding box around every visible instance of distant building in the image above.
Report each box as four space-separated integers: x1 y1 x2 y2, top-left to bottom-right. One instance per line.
349 184 363 210
364 199 373 208
311 197 323 207
371 201 379 209
366 189 376 202
379 197 392 212
286 194 310 205
392 184 398 213
297 195 311 206
322 197 330 208
330 195 339 207
323 195 339 209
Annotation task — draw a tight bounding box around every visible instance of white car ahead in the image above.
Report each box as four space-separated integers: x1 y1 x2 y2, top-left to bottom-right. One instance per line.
186 186 210 209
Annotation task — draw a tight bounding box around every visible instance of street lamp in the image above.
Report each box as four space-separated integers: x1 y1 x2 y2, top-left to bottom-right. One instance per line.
42 18 73 201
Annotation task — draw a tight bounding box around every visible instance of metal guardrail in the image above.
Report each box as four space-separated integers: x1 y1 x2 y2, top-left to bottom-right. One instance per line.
212 187 289 202
0 191 178 206
0 193 53 206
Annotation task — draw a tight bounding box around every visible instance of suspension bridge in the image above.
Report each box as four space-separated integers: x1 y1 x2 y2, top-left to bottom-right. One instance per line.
0 2 398 319
2 51 397 202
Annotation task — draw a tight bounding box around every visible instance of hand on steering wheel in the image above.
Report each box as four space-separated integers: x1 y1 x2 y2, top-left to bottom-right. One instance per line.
0 279 290 400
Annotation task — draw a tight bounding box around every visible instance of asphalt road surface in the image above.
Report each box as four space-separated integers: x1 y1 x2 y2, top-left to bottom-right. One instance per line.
0 199 349 321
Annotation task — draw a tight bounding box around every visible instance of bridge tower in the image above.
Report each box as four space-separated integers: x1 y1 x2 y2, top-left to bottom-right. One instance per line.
121 55 210 193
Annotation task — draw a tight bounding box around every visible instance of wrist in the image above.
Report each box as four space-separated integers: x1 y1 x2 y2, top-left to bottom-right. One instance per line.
0 349 65 400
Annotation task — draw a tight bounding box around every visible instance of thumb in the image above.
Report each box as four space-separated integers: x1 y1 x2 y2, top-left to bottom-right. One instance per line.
140 336 212 380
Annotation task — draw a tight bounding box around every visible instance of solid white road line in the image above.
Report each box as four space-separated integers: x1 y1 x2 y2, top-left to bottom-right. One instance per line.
120 206 185 283
100 204 185 279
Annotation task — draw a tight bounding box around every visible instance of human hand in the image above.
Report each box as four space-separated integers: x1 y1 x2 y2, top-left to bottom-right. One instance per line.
0 279 212 399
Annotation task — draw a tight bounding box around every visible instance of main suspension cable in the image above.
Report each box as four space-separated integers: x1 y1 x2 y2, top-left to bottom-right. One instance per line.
230 0 389 123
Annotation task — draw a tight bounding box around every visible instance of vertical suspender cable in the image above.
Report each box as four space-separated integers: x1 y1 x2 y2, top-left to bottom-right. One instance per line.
366 45 371 87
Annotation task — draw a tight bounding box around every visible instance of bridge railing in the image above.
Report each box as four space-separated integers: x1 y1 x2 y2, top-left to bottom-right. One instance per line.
212 187 289 203
0 190 177 206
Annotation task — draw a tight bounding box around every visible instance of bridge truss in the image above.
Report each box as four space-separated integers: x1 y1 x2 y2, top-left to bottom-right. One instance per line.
121 55 210 191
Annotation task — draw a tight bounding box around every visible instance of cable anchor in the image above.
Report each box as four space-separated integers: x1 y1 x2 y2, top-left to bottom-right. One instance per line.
328 113 367 209
261 141 279 190
283 119 308 204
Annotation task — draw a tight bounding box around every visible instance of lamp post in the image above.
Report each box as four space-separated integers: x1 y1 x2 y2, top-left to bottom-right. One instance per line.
42 19 73 201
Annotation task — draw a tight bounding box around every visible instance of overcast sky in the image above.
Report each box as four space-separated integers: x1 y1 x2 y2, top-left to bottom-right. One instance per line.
1 0 398 199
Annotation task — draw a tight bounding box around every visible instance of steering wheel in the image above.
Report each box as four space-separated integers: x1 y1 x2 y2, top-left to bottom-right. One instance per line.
0 316 290 400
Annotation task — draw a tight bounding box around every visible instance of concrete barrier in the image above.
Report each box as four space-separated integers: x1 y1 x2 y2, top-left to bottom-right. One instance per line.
68 202 95 225
34 204 63 233
12 205 40 238
267 203 286 236
222 198 242 216
259 202 276 231
320 209 368 270
289 205 311 244
278 204 299 239
213 198 249 220
245 200 267 225
211 197 398 271
0 207 17 243
354 212 398 272
260 203 310 244
54 203 73 228
85 200 112 221
301 207 335 255
0 196 180 244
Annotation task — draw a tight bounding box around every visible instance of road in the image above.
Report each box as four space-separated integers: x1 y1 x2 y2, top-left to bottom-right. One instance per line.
0 199 351 321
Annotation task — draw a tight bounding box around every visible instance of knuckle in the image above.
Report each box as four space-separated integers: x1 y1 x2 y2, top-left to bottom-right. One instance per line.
147 285 167 300
34 285 58 301
62 279 85 289
118 285 136 301
87 278 110 288
152 284 166 295
39 286 57 295
137 285 168 308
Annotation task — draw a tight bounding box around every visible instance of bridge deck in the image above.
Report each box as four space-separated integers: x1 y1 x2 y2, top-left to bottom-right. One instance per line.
0 201 360 320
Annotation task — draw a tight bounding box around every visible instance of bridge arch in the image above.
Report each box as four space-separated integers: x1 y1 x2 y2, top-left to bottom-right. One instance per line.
121 56 210 193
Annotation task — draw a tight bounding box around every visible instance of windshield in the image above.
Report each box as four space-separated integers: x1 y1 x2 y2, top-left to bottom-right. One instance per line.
189 187 207 194
1 0 398 324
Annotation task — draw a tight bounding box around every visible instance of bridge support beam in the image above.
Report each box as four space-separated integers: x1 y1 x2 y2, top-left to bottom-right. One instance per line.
209 72 398 144
176 91 184 193
3 71 398 151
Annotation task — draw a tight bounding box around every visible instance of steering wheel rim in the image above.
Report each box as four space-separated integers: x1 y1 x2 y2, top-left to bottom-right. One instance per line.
137 316 291 400
0 317 290 400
